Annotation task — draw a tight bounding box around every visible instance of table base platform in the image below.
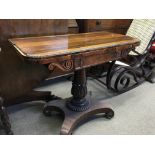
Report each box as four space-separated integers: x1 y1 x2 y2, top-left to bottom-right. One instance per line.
43 98 114 135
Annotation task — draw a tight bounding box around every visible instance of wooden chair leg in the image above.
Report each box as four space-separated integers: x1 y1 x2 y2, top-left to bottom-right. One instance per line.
0 97 13 135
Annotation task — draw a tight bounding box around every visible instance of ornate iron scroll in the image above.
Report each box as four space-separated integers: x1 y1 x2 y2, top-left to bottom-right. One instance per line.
106 60 146 93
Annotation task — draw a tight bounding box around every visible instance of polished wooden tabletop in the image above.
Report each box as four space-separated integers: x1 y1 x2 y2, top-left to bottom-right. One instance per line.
9 31 140 59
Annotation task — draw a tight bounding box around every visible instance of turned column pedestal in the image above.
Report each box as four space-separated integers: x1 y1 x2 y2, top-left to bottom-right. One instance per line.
43 68 114 135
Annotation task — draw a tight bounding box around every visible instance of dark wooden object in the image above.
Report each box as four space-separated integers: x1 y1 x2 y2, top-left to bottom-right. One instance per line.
67 69 89 112
43 98 114 135
68 19 79 34
9 31 140 134
0 97 13 134
77 19 132 34
0 19 67 106
0 19 67 134
74 19 133 80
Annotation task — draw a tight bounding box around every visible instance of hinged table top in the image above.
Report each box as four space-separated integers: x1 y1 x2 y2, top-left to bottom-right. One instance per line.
9 31 140 59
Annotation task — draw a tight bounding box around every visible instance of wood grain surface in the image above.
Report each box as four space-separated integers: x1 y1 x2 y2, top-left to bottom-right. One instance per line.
9 31 140 59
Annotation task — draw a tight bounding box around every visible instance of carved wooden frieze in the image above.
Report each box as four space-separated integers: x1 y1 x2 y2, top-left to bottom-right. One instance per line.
47 46 133 73
48 59 74 72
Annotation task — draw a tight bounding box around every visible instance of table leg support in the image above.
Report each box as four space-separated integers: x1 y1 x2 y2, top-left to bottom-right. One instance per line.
0 97 13 135
67 69 90 112
43 68 114 135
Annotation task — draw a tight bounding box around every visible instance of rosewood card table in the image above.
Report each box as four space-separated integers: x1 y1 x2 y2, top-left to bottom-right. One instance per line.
9 31 140 135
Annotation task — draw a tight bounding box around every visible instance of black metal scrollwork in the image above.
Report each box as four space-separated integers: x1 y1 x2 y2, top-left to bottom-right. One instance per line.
106 61 145 93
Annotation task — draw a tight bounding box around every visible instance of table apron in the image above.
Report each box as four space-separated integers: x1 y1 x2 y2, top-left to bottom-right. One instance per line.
38 45 133 73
